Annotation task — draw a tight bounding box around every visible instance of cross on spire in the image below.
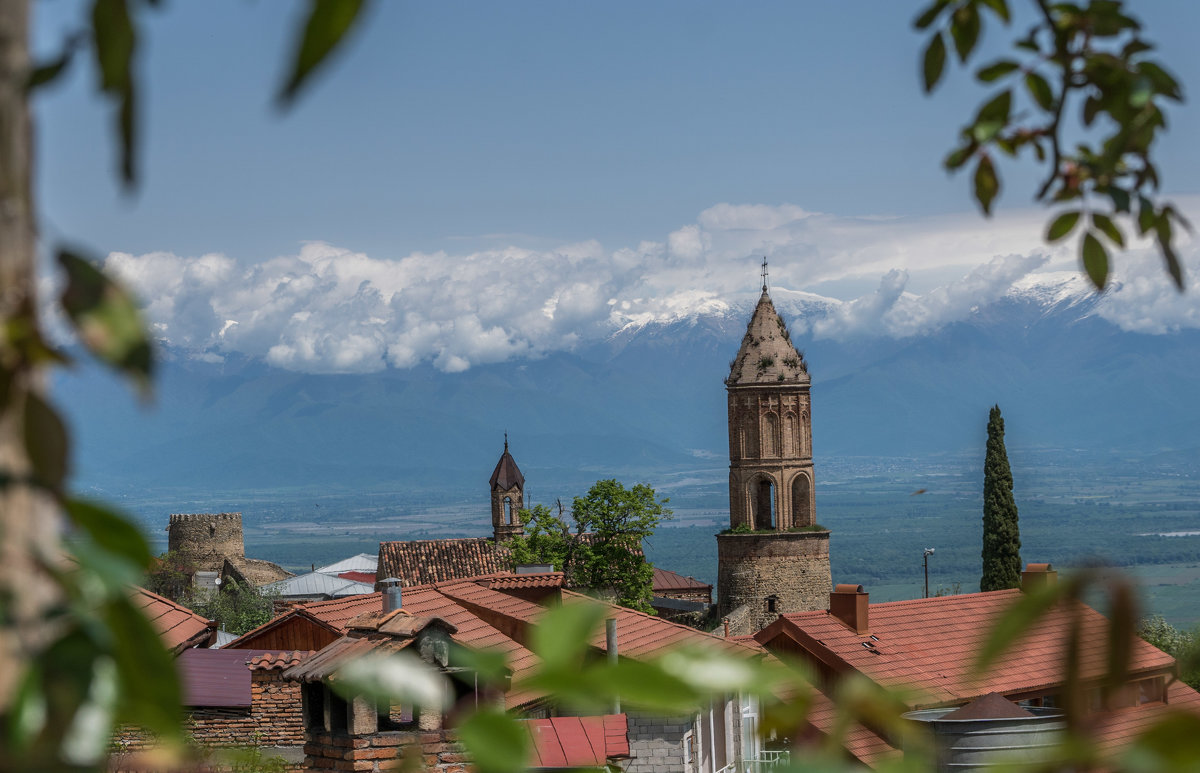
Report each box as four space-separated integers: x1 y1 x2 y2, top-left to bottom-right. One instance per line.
504 430 508 451
761 257 769 292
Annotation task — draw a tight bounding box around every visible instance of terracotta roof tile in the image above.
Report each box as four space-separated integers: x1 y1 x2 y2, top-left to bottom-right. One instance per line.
247 650 314 671
132 586 215 653
767 589 1177 708
485 572 564 590
377 539 510 587
300 592 385 631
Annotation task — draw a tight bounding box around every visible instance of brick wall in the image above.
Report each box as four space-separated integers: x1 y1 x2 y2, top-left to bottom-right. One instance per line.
113 669 304 754
303 729 470 772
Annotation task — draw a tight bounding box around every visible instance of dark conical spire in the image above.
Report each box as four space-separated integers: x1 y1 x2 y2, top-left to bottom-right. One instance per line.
490 437 525 491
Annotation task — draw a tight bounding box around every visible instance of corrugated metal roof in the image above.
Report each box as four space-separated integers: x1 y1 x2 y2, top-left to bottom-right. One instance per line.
132 586 215 653
524 715 629 767
652 567 711 593
261 571 375 598
178 648 277 707
316 553 379 575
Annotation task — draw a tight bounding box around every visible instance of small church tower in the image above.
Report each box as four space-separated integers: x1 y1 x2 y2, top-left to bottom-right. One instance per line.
490 435 525 542
717 262 832 634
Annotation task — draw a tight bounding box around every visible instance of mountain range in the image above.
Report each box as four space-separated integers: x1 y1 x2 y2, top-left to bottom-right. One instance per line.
54 277 1200 501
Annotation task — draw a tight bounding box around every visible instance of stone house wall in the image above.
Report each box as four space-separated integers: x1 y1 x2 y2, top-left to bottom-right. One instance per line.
620 712 691 773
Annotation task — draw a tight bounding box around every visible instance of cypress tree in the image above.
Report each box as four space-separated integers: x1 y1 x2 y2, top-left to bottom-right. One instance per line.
981 404 1021 591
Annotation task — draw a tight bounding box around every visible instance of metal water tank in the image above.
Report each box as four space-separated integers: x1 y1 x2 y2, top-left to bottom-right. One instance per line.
904 702 1065 770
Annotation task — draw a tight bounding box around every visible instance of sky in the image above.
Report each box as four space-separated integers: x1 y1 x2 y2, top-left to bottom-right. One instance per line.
31 2 1200 374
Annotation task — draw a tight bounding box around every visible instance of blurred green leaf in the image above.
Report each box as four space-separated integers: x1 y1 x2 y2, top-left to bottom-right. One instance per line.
1082 231 1110 290
1046 211 1081 242
1092 212 1125 247
922 33 946 93
457 708 528 773
1104 579 1135 696
91 0 139 185
530 600 605 672
58 249 154 396
972 90 1011 142
64 498 153 569
278 0 368 107
104 595 185 748
949 4 981 63
1155 218 1184 290
973 154 999 215
1024 71 1054 110
913 1 945 31
976 60 1019 82
26 34 82 92
598 658 701 713
23 391 69 489
451 645 511 686
334 652 451 710
978 0 1011 22
944 143 974 170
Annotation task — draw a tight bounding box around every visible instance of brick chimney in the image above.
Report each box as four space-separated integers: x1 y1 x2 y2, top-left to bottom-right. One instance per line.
829 583 869 635
1021 563 1058 593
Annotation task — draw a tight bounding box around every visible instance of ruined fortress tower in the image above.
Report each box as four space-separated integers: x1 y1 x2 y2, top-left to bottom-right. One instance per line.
490 435 526 542
717 269 832 634
167 512 245 572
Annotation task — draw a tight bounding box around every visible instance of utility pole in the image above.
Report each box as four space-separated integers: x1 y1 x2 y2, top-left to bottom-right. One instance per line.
923 548 935 598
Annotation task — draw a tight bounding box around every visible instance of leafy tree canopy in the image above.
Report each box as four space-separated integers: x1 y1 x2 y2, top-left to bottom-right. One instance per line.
507 479 671 614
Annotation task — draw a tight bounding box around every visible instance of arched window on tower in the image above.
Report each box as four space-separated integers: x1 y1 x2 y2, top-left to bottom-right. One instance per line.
504 497 514 525
741 418 759 459
762 412 779 457
750 476 776 530
791 474 812 527
783 412 797 456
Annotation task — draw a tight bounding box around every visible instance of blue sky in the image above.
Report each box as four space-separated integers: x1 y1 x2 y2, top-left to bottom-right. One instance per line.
31 2 1200 373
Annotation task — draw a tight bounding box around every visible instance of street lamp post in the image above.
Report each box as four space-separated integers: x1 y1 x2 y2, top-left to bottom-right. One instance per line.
923 548 935 598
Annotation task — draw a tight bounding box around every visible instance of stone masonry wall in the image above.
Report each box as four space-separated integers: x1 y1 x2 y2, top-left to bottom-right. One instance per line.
620 712 691 773
168 512 245 572
717 531 832 635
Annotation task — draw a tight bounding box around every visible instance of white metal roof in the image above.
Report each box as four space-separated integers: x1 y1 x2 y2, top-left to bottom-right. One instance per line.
261 570 375 598
315 553 378 575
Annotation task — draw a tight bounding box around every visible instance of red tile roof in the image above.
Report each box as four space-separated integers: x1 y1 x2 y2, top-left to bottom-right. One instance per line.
485 572 564 590
804 687 900 767
1092 680 1200 754
524 715 630 767
652 567 711 593
301 592 385 631
247 650 313 671
286 635 417 682
760 589 1176 708
562 590 763 661
337 570 376 585
132 587 215 653
377 539 510 588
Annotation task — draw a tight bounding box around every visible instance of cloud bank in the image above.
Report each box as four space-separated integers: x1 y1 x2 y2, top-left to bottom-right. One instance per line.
100 200 1199 373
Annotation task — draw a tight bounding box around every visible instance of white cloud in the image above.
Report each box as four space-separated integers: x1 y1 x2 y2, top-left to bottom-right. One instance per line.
99 198 1200 373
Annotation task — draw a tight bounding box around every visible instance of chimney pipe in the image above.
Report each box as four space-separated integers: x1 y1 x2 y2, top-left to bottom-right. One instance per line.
380 577 403 613
1021 563 1058 593
723 618 730 638
606 618 620 714
829 584 869 635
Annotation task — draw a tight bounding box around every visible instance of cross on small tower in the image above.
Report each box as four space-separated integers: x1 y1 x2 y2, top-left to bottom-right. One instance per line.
504 430 508 451
761 257 769 292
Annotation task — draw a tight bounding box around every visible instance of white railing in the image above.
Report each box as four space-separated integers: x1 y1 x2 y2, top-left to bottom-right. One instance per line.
715 750 791 773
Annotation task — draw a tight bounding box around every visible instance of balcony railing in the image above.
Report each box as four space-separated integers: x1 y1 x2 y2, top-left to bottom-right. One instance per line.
715 750 791 773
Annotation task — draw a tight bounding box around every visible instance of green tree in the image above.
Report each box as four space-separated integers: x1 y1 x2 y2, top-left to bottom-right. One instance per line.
1137 615 1200 690
187 580 277 637
507 480 671 614
981 404 1021 591
143 550 195 602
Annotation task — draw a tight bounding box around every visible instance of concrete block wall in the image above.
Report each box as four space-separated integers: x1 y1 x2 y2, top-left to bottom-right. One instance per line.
621 712 692 773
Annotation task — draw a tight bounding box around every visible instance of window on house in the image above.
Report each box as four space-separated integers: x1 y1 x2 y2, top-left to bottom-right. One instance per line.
377 699 416 731
1139 677 1165 704
327 691 349 735
302 683 325 730
766 595 778 614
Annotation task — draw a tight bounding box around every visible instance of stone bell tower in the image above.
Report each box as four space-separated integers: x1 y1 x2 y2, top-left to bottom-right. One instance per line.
490 434 525 542
717 262 832 634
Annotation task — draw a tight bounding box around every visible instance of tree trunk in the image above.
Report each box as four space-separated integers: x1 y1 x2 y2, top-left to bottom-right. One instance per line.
0 0 59 709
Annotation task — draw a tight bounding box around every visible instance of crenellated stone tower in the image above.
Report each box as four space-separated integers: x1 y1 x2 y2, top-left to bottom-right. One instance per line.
717 268 832 634
490 435 525 542
167 512 245 571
